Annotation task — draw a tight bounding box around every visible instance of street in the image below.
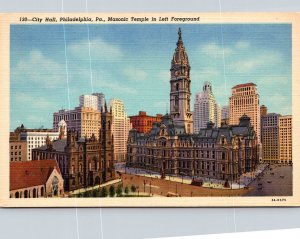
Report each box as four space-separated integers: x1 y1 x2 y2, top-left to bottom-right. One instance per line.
245 164 292 196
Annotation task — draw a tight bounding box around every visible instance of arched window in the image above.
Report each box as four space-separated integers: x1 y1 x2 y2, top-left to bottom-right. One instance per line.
33 188 37 198
176 83 179 91
24 190 28 198
175 96 179 106
41 187 44 197
52 176 59 196
15 191 19 198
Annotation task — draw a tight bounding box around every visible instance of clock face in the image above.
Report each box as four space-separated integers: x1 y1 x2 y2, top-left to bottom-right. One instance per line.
175 71 179 76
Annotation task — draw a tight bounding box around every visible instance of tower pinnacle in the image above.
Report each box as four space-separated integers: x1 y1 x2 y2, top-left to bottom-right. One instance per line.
169 28 193 134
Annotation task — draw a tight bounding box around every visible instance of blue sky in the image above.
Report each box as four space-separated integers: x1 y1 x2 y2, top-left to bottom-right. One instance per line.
10 24 291 130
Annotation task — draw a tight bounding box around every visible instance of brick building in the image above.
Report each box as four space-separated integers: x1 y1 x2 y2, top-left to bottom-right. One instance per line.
130 111 162 134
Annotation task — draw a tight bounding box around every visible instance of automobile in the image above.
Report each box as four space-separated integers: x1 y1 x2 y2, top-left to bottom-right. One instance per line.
166 192 179 197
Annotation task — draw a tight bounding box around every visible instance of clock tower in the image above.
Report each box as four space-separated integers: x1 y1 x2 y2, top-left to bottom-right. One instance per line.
170 28 193 134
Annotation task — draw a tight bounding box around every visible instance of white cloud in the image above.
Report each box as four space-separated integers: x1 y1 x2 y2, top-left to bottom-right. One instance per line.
123 66 147 82
227 50 282 74
199 43 233 56
68 38 123 60
15 92 56 109
12 50 66 88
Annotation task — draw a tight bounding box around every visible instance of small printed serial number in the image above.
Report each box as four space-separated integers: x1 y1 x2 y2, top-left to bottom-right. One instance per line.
272 198 287 202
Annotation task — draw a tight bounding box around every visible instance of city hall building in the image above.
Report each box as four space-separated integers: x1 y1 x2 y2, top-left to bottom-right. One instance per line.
126 28 259 181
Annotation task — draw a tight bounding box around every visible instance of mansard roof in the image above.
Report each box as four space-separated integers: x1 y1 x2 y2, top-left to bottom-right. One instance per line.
131 113 256 143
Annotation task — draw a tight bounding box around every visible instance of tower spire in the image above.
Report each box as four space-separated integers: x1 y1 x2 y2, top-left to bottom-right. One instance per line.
177 28 183 45
169 28 193 134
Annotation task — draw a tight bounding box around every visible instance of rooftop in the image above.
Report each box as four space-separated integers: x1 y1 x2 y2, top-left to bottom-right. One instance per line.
10 159 61 191
232 83 256 89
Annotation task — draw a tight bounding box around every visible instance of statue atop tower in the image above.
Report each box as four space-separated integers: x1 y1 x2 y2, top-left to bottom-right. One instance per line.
170 28 193 134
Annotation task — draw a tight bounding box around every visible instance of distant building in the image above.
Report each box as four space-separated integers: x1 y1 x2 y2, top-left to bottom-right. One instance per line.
221 106 229 120
261 114 292 164
79 95 98 110
10 159 64 198
229 83 261 144
127 114 258 181
9 131 27 162
129 111 162 134
33 107 115 192
221 105 229 126
261 113 280 163
12 124 59 161
260 105 268 117
193 81 221 133
53 106 101 139
279 115 292 164
109 99 132 162
92 92 105 112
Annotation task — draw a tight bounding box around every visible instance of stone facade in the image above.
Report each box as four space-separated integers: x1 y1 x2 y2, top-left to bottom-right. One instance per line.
279 115 292 164
32 106 115 192
127 114 258 181
169 28 193 134
53 106 101 139
229 83 261 144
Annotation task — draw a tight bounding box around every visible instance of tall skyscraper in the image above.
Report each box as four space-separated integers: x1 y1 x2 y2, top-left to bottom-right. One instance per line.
193 81 221 133
79 95 98 110
53 107 101 139
279 115 292 164
261 113 280 163
109 98 132 162
92 92 105 112
229 83 261 144
169 28 193 134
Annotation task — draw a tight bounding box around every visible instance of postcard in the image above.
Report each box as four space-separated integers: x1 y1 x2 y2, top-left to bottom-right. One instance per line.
0 13 299 207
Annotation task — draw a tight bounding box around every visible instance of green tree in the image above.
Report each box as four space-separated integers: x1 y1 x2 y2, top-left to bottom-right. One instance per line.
84 190 92 197
124 186 129 195
109 185 115 197
100 187 108 197
116 184 123 197
131 185 136 193
93 189 101 197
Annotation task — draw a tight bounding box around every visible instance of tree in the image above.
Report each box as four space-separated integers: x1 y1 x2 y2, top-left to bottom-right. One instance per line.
109 185 115 197
131 185 136 193
124 186 129 195
116 184 123 197
100 187 108 197
93 189 101 197
84 190 92 197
